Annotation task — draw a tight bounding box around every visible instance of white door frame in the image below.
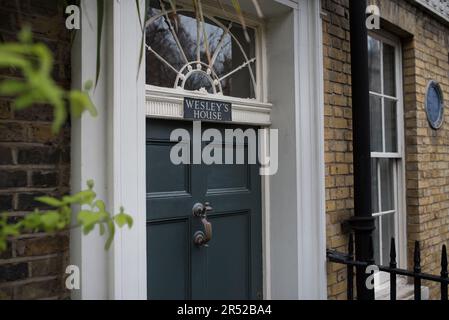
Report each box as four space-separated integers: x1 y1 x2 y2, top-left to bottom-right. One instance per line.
71 0 326 300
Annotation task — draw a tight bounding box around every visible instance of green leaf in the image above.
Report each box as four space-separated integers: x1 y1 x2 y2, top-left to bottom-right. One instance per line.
84 80 94 91
77 210 102 235
82 223 96 235
0 240 7 252
18 26 33 44
40 211 62 231
35 196 64 207
33 43 53 76
136 0 144 30
77 190 97 205
0 52 29 69
51 101 67 133
14 92 40 110
95 200 106 212
0 80 28 96
83 94 98 117
96 0 105 87
114 213 127 228
114 210 133 228
87 179 95 190
137 31 145 80
230 0 250 42
99 223 106 236
2 224 20 237
104 218 115 250
22 212 42 230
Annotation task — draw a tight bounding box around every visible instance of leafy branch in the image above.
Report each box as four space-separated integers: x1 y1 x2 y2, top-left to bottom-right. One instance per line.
0 26 97 133
0 27 131 252
0 181 133 252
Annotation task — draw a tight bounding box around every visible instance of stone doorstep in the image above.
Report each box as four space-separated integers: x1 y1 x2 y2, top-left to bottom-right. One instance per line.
375 276 430 300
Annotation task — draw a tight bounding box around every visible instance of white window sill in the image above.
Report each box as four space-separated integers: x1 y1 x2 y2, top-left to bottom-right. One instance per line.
375 276 430 300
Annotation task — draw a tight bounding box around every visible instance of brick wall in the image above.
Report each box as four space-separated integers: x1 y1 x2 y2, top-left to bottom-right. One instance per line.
373 0 449 299
0 0 70 300
324 0 449 299
322 0 353 300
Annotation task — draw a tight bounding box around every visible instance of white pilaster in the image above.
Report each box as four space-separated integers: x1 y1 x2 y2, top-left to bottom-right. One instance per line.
71 0 146 300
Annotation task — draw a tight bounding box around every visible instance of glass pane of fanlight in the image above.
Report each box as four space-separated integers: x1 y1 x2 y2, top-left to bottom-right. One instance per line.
145 1 256 99
214 18 256 99
184 72 214 93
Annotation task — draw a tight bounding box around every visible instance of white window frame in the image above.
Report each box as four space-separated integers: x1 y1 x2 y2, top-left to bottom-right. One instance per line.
368 31 407 272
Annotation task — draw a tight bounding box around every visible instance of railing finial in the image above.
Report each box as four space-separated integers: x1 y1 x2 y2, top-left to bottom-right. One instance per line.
442 244 448 300
441 245 448 277
390 238 397 269
414 240 421 272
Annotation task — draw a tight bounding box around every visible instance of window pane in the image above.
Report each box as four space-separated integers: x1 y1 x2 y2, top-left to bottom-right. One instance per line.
145 2 256 98
373 216 381 264
383 43 396 96
217 22 256 98
371 158 379 213
380 159 395 212
184 72 214 93
381 213 395 265
370 95 383 152
368 36 381 93
384 98 398 153
146 7 191 88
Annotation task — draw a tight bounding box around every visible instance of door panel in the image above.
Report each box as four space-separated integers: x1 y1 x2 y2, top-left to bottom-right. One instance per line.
206 162 251 192
146 141 191 195
146 119 262 300
205 213 250 300
147 219 190 300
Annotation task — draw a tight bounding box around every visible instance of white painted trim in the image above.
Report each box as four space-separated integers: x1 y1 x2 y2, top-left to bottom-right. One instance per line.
109 0 147 300
274 0 299 9
71 0 110 300
295 0 327 299
395 37 407 270
368 31 407 270
146 86 272 125
260 130 271 300
71 0 147 300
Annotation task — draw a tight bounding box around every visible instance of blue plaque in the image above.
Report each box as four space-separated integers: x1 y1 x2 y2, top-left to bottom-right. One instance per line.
425 81 444 129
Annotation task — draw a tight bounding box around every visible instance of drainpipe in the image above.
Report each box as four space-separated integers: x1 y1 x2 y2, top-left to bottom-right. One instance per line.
347 0 375 300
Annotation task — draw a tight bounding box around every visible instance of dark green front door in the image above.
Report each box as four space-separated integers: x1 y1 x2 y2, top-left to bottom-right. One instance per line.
146 119 263 300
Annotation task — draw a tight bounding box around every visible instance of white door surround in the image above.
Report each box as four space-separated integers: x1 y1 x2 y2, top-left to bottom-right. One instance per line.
71 0 326 300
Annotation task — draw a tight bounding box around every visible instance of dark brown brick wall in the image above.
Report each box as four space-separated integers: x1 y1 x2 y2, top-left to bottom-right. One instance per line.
0 0 70 300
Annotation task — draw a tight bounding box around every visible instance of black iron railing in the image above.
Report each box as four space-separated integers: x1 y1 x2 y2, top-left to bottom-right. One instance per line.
327 234 449 300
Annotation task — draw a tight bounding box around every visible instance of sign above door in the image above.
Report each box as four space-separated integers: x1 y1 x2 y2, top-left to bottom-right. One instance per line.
184 97 232 122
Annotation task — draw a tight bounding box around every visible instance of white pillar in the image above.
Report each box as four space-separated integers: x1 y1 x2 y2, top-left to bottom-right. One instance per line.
71 0 146 300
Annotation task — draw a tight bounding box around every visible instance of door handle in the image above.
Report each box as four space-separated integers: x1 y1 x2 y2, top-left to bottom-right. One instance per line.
192 202 213 247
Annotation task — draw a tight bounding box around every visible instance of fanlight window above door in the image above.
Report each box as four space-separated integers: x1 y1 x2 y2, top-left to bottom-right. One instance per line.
145 1 257 99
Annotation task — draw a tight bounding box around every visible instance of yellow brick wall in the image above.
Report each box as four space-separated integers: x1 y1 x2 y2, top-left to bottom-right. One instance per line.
323 0 449 299
322 0 353 300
